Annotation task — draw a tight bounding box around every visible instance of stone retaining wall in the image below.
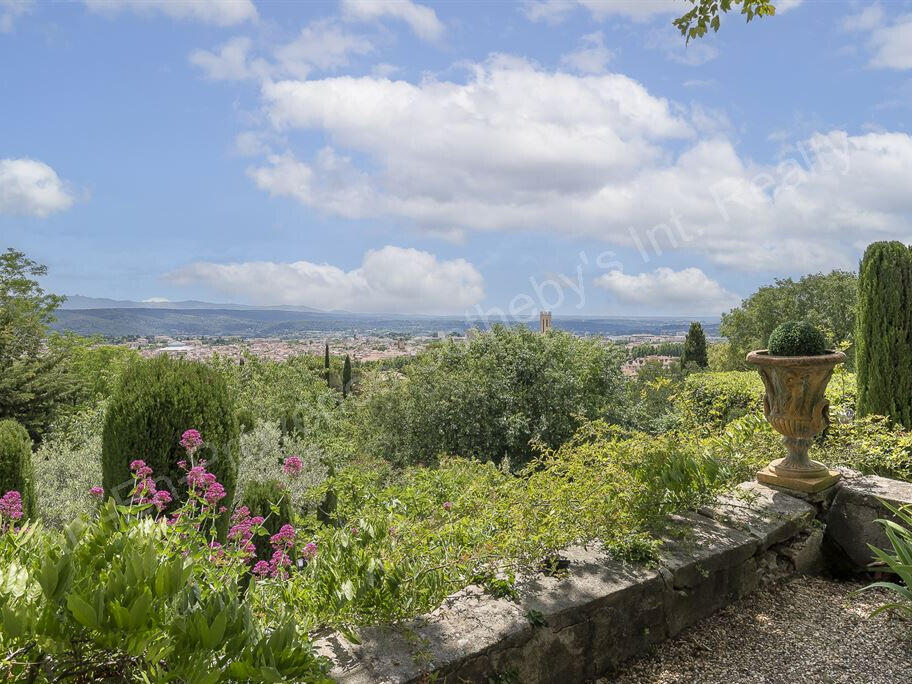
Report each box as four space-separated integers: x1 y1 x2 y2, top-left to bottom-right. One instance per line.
318 482 820 683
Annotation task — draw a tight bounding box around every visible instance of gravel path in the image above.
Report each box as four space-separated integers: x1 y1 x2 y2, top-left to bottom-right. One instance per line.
601 576 912 684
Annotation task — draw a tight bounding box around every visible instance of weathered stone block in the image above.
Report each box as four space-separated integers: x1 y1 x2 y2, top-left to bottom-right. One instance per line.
700 481 817 551
824 474 912 574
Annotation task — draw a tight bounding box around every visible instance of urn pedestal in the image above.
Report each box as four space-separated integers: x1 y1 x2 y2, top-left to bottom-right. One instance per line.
746 349 846 493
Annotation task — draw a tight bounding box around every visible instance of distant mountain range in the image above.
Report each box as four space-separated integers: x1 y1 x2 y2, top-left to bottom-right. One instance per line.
60 295 325 313
51 297 720 339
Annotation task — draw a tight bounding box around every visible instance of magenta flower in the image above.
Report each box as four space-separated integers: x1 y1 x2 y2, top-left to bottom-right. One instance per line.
177 459 187 470
302 541 318 560
0 491 23 529
282 455 303 477
152 490 173 512
252 560 271 577
203 482 226 505
442 501 453 511
180 429 204 455
89 486 104 498
269 523 296 548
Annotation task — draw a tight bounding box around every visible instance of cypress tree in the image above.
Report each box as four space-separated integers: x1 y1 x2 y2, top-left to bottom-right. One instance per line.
324 343 330 387
342 355 352 398
0 419 37 520
102 356 240 528
856 241 912 427
681 321 708 368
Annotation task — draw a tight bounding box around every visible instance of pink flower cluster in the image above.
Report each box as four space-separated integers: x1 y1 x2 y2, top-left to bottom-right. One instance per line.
180 429 204 455
129 460 173 512
0 491 23 531
251 524 318 580
228 506 264 559
183 460 226 508
282 455 303 477
89 486 104 498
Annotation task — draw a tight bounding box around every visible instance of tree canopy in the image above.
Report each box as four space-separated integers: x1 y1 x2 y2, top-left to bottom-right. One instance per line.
719 270 858 369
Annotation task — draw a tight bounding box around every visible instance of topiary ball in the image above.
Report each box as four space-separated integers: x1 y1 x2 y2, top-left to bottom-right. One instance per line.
767 320 828 356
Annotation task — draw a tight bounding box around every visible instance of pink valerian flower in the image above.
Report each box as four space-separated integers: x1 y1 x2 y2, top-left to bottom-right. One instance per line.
0 491 23 532
89 486 104 498
442 501 453 511
152 490 173 512
269 524 296 548
302 541 318 561
179 429 204 455
203 482 226 506
252 560 271 577
177 460 187 470
282 455 303 477
129 460 152 478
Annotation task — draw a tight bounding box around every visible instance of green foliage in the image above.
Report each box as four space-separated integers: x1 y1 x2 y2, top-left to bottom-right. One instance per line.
33 403 104 528
0 249 79 441
237 406 256 434
0 499 330 681
241 478 294 560
674 0 777 42
209 352 337 442
342 355 352 398
720 270 858 369
676 370 857 431
681 321 708 368
0 419 36 520
860 500 912 617
628 341 684 359
856 241 912 428
345 325 626 468
324 343 330 386
102 356 240 523
287 427 730 629
47 333 139 406
625 359 689 434
767 320 827 356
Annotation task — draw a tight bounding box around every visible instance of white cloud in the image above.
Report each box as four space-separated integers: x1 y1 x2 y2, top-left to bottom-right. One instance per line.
523 0 679 24
142 297 170 303
560 31 615 74
274 19 374 77
869 16 912 70
647 26 719 66
167 246 484 313
341 0 444 42
841 4 883 32
84 0 256 26
0 158 75 217
245 57 912 272
594 267 741 315
190 21 373 81
0 0 33 33
189 37 266 81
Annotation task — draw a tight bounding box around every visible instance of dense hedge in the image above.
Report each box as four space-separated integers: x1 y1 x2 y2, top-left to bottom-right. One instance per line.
767 320 827 356
676 370 857 429
101 356 240 523
0 419 36 519
856 241 912 428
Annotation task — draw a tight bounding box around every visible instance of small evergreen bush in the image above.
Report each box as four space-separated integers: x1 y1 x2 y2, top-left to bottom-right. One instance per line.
241 477 293 560
101 356 239 525
681 321 708 368
767 320 827 356
237 407 256 434
0 418 36 519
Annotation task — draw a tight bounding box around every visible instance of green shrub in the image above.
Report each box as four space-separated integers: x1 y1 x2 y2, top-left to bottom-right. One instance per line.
856 241 912 428
0 419 36 520
237 407 256 434
676 370 856 430
101 356 239 524
347 325 626 468
241 477 294 560
681 321 708 368
767 320 827 356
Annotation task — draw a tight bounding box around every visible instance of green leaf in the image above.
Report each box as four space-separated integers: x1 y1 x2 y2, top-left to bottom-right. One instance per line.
67 593 99 629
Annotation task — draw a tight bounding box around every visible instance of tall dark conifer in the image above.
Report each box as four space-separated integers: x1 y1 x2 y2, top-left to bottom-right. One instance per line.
681 321 708 368
342 355 352 399
856 241 912 427
324 343 330 387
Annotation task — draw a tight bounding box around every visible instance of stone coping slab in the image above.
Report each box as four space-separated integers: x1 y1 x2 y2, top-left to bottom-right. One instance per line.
316 482 819 683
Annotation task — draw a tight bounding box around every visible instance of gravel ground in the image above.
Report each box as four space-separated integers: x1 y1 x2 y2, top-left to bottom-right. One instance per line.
601 576 912 684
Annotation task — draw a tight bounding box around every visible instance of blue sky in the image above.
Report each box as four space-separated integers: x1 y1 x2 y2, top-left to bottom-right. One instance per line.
2 0 912 317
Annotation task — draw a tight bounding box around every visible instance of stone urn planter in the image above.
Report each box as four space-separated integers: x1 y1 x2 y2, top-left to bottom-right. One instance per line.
746 349 846 492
